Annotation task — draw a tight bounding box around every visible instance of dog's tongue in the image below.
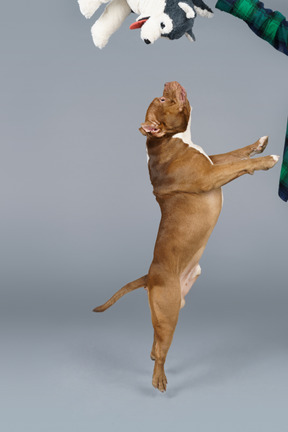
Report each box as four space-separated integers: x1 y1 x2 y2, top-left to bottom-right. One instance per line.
130 18 148 30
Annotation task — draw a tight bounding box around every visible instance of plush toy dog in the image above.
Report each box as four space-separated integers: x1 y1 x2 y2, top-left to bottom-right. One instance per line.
78 0 213 48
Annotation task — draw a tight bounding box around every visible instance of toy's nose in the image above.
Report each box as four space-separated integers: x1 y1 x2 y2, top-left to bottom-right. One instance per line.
144 39 151 45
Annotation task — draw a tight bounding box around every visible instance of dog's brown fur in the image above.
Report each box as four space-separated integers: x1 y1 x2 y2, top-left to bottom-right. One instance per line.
94 82 278 392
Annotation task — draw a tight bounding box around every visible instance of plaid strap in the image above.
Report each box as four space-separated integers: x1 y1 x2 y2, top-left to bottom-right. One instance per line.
279 119 288 202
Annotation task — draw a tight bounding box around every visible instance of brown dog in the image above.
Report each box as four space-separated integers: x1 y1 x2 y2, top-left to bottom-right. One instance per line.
94 81 279 392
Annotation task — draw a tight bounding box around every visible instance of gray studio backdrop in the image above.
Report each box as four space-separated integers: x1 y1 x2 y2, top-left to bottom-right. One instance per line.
1 1 288 431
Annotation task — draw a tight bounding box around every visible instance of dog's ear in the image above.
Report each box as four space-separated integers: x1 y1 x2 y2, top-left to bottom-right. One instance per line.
177 87 188 112
139 122 165 137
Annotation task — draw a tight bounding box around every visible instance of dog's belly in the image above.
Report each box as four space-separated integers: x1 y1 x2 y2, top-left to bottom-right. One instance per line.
153 189 223 308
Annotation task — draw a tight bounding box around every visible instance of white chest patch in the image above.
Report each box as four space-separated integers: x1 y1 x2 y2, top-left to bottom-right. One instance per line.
146 145 149 163
173 115 213 164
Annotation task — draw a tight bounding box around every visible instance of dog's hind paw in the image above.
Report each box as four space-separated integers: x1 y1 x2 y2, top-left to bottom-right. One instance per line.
152 364 168 392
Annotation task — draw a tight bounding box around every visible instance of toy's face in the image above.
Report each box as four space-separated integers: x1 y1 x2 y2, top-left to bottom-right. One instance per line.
130 2 196 44
140 14 173 45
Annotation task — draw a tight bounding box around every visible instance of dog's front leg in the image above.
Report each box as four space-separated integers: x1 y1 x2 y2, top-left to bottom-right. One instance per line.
91 0 131 48
190 154 279 193
209 136 269 165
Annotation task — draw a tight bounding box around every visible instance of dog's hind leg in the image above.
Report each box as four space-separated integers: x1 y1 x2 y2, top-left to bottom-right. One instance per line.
148 280 181 392
150 332 156 361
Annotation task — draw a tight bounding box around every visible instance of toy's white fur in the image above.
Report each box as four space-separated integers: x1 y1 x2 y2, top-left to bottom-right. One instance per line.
91 0 131 48
178 2 195 18
194 6 213 18
78 0 211 48
78 0 102 18
79 0 169 48
140 14 173 44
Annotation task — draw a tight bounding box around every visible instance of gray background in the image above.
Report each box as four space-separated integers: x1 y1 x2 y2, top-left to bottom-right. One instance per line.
1 1 288 431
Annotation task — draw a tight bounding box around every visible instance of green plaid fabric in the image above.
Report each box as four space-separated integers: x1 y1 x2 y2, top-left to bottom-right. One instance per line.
279 119 288 202
215 0 288 55
216 0 288 201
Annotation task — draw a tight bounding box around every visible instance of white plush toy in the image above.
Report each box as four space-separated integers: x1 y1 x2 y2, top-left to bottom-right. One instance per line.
78 0 213 48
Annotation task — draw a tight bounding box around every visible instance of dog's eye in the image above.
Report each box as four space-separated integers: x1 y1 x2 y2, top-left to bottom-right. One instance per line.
160 97 166 102
160 22 165 29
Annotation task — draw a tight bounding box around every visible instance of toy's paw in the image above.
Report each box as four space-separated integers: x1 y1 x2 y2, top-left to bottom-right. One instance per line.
78 0 102 19
91 23 109 48
194 6 213 18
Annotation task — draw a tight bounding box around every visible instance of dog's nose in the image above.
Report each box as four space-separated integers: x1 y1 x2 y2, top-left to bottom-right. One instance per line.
144 39 151 45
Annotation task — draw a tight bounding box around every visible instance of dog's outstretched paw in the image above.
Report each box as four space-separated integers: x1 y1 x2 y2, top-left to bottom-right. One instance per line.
260 154 279 171
250 136 268 156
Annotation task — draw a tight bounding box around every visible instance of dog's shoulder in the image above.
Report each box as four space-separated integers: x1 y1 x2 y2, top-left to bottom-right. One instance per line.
171 134 213 164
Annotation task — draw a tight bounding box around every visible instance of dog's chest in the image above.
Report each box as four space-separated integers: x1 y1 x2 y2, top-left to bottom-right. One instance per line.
173 117 213 164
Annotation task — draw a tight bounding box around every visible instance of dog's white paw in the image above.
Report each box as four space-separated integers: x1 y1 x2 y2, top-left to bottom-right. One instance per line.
78 0 102 19
250 136 268 157
259 135 268 145
257 135 268 151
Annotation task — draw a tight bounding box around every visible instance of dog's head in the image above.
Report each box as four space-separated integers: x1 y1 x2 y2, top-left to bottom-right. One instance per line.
140 82 191 138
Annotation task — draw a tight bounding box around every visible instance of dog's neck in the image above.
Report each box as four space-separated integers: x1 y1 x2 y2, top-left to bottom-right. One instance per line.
173 113 193 144
173 111 213 163
145 106 212 164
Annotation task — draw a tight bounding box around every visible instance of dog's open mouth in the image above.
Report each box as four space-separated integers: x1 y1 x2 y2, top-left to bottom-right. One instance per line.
129 17 150 30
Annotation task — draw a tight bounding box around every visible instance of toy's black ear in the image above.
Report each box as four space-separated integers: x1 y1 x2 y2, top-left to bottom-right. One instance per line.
185 29 196 42
178 2 195 19
192 0 213 17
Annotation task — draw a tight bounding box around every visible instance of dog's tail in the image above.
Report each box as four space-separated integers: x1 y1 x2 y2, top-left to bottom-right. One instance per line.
93 275 148 312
